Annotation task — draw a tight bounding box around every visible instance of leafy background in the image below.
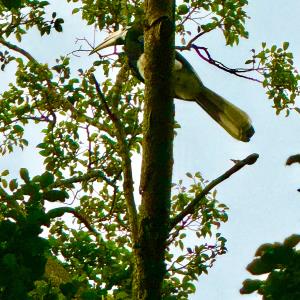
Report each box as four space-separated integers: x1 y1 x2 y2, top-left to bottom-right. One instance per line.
0 0 299 299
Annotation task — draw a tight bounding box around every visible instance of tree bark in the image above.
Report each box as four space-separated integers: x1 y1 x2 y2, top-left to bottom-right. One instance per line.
132 1 175 299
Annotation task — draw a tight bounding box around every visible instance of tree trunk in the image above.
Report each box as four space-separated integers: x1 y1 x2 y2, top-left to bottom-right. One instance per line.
132 1 175 299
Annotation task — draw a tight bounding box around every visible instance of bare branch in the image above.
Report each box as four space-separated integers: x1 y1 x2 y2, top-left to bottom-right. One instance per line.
179 7 197 26
170 153 259 230
286 154 300 166
0 37 37 62
177 44 263 83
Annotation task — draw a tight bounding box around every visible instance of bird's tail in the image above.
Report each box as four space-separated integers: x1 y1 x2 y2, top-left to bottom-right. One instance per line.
195 86 254 142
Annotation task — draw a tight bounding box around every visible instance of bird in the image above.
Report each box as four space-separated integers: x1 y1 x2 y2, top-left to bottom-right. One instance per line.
90 25 255 142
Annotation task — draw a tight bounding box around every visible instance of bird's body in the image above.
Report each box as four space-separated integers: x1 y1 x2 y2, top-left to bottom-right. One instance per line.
91 26 254 142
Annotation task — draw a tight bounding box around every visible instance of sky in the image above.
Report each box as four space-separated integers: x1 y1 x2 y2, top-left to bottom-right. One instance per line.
1 1 300 299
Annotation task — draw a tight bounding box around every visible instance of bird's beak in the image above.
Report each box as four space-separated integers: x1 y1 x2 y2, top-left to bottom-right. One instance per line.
90 27 128 55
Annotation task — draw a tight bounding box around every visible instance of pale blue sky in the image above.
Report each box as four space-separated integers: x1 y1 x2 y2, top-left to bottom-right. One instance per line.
1 1 300 299
182 1 300 299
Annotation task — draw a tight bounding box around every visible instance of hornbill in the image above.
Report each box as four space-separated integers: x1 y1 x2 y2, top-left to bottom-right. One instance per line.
90 26 255 142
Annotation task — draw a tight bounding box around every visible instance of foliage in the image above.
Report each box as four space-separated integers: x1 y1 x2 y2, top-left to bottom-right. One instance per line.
175 0 300 114
0 168 110 299
252 42 300 115
164 172 228 298
0 0 22 10
0 0 298 299
176 0 249 45
0 0 64 40
67 0 144 30
0 169 56 299
241 235 300 300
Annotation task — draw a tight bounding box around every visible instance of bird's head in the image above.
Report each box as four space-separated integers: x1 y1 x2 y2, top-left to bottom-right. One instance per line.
89 27 129 54
90 25 143 55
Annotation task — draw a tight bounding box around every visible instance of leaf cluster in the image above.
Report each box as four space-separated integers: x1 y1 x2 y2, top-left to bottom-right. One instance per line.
67 0 144 30
241 235 300 300
163 172 228 298
0 168 68 299
176 0 249 46
249 42 300 114
0 167 114 299
0 0 64 40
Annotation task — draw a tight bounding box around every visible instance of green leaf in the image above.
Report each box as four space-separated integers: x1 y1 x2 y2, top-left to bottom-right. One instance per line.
39 172 55 188
40 1 50 6
39 149 50 157
1 0 22 9
283 41 289 50
177 255 185 263
179 233 186 239
9 179 18 191
245 59 254 64
246 258 273 275
240 279 262 294
271 45 277 52
283 234 300 248
46 207 74 219
177 4 189 15
93 61 103 66
13 124 24 133
36 143 47 149
16 32 22 42
255 243 273 256
43 190 69 202
186 172 193 178
54 23 63 32
72 7 80 14
294 107 300 114
1 178 8 188
22 183 39 195
1 169 9 176
20 168 30 183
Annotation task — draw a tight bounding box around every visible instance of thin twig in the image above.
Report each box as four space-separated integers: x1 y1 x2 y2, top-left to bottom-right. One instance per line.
179 7 197 26
90 73 118 122
191 45 263 83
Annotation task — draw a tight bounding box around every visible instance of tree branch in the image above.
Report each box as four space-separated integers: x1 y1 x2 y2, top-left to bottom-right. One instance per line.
286 154 300 166
169 153 259 230
90 73 118 122
0 37 37 62
90 74 138 243
46 207 99 236
176 44 263 83
0 38 113 134
50 169 118 189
